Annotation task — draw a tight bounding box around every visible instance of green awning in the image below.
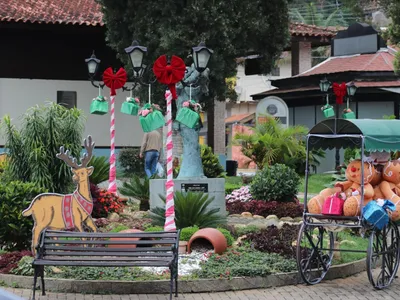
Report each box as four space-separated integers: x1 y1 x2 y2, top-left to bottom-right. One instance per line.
308 119 400 152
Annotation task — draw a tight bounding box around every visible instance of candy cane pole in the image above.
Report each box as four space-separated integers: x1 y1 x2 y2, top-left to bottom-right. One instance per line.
164 89 176 231
108 94 117 194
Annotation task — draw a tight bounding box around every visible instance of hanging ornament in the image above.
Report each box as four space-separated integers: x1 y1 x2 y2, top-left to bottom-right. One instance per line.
90 86 108 115
321 95 335 118
153 55 186 99
332 82 347 105
121 90 140 116
342 96 356 119
176 84 201 128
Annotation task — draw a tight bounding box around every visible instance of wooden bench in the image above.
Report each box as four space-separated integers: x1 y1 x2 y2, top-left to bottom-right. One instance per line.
32 229 180 300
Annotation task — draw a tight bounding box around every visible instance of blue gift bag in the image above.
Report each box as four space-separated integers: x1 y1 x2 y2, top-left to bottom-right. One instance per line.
362 200 396 230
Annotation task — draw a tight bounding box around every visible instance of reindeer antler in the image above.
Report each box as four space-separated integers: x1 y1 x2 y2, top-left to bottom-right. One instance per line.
80 135 95 167
56 146 80 169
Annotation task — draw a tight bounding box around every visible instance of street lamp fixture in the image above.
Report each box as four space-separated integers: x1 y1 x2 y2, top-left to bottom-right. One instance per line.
192 42 214 73
124 40 147 74
319 77 331 93
85 51 101 77
346 82 357 96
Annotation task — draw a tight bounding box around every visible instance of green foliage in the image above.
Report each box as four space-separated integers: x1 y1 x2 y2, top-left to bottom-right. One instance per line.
250 164 300 202
195 247 297 278
225 182 242 195
88 156 110 185
180 226 200 241
201 145 225 178
150 191 227 229
10 256 34 276
217 228 234 246
0 181 47 250
386 1 400 44
143 226 164 232
109 224 130 233
344 148 360 164
98 0 290 107
118 175 150 211
2 103 85 193
233 116 308 170
118 147 145 177
234 225 262 238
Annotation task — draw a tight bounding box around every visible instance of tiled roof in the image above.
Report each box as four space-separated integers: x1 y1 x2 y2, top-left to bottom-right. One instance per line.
296 50 395 77
0 1 340 38
0 0 103 26
354 81 400 88
225 113 255 124
251 86 320 98
289 22 339 38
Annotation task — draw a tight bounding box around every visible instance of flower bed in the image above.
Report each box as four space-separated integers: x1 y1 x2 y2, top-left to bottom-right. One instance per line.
227 200 303 218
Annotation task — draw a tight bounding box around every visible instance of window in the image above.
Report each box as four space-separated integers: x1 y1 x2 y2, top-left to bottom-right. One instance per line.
270 66 280 76
57 91 77 109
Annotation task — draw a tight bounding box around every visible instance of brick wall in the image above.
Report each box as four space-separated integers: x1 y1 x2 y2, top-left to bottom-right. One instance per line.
291 41 312 76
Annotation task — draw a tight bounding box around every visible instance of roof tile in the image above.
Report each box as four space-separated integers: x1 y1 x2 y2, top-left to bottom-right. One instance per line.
296 51 395 77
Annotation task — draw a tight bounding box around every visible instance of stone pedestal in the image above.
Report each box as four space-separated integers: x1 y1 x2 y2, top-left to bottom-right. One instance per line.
150 178 226 216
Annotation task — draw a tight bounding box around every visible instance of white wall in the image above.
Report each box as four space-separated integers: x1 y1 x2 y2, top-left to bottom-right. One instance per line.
0 78 143 147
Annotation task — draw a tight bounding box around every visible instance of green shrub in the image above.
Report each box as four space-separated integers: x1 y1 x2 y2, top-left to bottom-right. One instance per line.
0 181 47 250
118 148 145 176
201 145 225 178
118 175 150 211
109 224 129 233
144 226 164 232
250 164 300 202
180 226 199 241
150 191 227 229
11 256 34 276
217 228 234 246
2 103 85 194
88 156 110 185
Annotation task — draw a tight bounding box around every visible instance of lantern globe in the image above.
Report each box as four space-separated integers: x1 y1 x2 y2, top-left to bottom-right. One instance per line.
124 40 147 73
85 52 101 76
192 42 213 73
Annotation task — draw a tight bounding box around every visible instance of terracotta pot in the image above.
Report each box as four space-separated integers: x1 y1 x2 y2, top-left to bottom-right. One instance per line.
178 241 188 254
187 228 227 254
108 229 152 249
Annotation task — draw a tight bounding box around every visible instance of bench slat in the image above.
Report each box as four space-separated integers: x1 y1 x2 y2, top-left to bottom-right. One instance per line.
42 256 172 262
44 251 173 257
44 239 176 245
45 231 179 239
43 246 173 252
33 260 171 267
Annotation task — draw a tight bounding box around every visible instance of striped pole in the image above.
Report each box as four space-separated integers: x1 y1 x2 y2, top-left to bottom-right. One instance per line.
108 94 117 194
164 89 176 231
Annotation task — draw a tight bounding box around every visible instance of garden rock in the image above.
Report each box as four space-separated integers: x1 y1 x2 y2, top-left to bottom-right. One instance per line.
241 212 252 217
247 220 268 229
131 211 148 218
265 215 279 221
108 212 120 222
50 267 63 274
253 215 264 219
230 214 242 217
280 217 294 222
264 218 279 227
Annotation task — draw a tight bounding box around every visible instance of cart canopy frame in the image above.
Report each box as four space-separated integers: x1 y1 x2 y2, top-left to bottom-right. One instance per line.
308 119 400 152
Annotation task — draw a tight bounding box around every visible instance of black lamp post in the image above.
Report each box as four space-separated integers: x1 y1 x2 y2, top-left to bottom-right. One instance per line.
192 42 214 73
85 51 103 88
346 82 357 98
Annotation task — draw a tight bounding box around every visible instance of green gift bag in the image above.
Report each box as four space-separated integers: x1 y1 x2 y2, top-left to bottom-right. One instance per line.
149 110 165 131
139 115 152 132
342 111 356 119
90 96 108 115
121 98 140 116
176 107 200 128
322 105 335 118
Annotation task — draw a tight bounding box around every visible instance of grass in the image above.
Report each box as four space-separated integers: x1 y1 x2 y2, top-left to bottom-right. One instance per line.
298 174 332 194
333 230 369 265
225 176 242 185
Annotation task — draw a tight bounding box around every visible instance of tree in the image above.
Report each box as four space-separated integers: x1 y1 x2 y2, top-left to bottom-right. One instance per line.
2 103 85 193
97 0 291 108
385 1 400 44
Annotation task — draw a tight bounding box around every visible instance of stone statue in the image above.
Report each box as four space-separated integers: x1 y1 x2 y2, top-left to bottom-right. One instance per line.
173 64 210 179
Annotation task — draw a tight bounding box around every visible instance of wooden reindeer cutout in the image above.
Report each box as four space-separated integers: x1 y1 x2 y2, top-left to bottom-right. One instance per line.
22 136 97 254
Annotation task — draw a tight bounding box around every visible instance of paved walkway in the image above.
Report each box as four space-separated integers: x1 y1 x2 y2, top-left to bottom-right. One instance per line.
3 272 400 300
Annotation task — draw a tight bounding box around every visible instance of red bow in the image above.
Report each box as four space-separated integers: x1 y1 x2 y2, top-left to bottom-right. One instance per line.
153 55 186 99
332 82 347 105
102 67 127 96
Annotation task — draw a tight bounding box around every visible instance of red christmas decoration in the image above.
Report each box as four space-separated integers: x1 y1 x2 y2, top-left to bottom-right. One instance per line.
332 82 347 105
102 67 127 96
153 55 186 99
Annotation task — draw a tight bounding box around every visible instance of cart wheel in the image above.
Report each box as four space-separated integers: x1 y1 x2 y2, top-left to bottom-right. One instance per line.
296 223 334 285
367 221 400 289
